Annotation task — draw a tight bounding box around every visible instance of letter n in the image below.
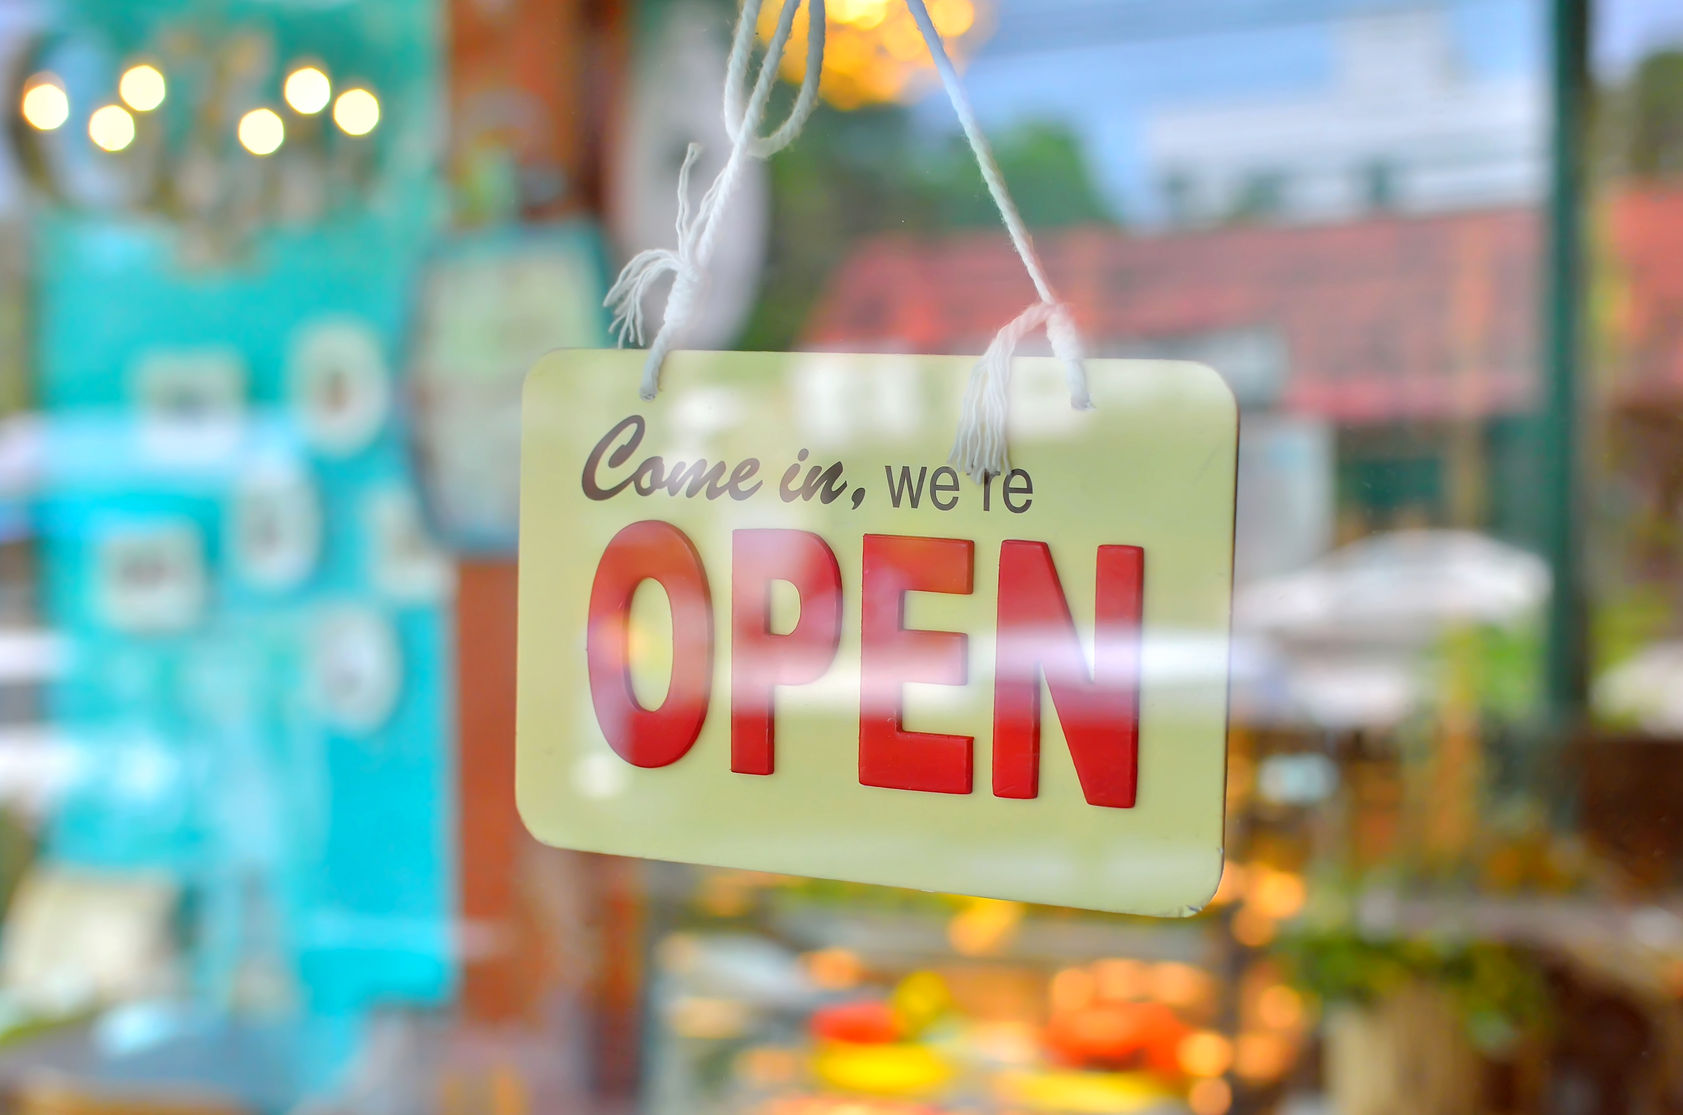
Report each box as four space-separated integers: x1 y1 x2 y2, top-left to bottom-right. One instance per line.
991 541 1145 808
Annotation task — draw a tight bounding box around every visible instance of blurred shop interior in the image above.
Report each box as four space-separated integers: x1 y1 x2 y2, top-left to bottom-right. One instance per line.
0 0 1678 1112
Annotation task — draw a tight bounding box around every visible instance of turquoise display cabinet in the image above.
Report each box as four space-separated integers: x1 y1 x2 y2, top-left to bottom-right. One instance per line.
26 0 453 1097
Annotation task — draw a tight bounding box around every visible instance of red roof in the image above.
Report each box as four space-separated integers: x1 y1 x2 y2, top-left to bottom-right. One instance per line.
803 191 1683 423
1608 187 1683 410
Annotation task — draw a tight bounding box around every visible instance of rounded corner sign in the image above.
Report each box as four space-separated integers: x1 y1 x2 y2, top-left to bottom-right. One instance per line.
517 350 1236 917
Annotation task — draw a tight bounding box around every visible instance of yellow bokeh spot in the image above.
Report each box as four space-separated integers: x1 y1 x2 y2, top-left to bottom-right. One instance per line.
333 87 380 137
1250 870 1307 921
947 897 1023 957
758 0 988 108
1211 861 1248 906
931 0 977 36
118 64 166 112
285 66 332 116
804 947 865 990
1231 907 1277 949
1234 1031 1294 1081
238 107 285 156
1178 1030 1234 1079
21 79 69 131
88 104 135 153
1256 984 1304 1030
1049 966 1095 1013
1150 961 1212 1008
1188 1077 1233 1115
883 19 926 62
1093 958 1146 1001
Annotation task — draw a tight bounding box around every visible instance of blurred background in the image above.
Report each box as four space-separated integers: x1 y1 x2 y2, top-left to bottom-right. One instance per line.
0 0 1673 1111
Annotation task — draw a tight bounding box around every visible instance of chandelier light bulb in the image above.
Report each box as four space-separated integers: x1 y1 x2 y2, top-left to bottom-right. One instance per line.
119 63 166 112
284 66 332 116
238 107 286 156
21 78 69 131
88 104 136 152
332 87 380 137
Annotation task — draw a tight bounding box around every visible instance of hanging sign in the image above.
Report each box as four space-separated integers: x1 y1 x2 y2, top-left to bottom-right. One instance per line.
518 350 1237 916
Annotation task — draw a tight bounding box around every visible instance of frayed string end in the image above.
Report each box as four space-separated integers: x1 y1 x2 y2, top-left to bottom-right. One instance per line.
949 332 1015 484
948 301 1089 484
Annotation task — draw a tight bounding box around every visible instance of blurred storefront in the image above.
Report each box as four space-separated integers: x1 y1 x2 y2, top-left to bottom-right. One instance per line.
0 0 1673 1113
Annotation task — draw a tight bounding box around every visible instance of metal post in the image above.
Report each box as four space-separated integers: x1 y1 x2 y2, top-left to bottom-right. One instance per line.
1541 0 1589 727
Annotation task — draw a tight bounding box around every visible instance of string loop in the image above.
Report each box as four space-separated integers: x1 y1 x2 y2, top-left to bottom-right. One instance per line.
607 0 1091 479
606 0 827 398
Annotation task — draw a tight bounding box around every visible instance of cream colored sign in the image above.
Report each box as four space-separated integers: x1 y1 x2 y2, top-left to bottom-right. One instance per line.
519 350 1235 916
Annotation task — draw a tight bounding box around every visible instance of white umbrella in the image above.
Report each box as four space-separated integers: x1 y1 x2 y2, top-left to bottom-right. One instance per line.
1595 642 1683 735
1236 529 1550 648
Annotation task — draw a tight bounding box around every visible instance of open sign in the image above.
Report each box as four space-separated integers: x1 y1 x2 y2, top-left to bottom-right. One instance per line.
519 350 1237 916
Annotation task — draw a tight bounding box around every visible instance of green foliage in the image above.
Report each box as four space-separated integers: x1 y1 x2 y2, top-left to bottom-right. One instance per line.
913 122 1118 232
1600 49 1683 179
736 104 1117 351
1427 622 1544 724
1278 929 1550 1052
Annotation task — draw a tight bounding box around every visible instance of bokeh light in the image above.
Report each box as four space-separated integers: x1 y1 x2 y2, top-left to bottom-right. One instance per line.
1256 984 1304 1030
238 108 286 156
284 66 332 116
1178 1030 1234 1078
1150 961 1213 1008
759 0 987 109
20 78 69 131
87 104 136 152
333 88 380 136
1250 869 1308 920
1188 1077 1233 1115
803 947 864 990
118 64 166 112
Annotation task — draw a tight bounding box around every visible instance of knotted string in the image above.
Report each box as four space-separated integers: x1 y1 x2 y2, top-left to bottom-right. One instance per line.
900 0 1090 482
607 0 1090 481
605 0 827 399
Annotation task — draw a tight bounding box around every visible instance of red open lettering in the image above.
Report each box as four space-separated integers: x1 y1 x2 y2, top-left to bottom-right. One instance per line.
585 520 714 767
730 529 844 775
858 534 975 795
992 541 1145 808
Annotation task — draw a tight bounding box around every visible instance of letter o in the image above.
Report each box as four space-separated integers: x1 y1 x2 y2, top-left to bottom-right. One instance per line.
586 520 714 767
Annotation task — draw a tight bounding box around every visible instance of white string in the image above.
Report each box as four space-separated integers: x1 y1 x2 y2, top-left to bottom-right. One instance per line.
606 0 827 398
608 0 1089 484
901 0 1091 483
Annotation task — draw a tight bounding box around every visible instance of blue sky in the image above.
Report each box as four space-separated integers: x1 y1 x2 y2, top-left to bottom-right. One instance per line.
907 0 1681 221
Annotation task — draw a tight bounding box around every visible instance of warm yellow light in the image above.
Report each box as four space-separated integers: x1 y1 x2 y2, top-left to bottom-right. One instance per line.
833 0 890 27
947 897 1023 957
1212 861 1248 906
1250 870 1307 920
931 0 977 36
1151 961 1212 1008
238 107 285 155
1231 907 1277 949
118 64 166 112
1234 1032 1294 1081
284 66 332 115
1178 1030 1234 1079
759 0 986 109
1049 967 1095 1012
803 947 864 991
333 87 380 136
1188 1077 1233 1115
1093 958 1146 1001
88 104 135 152
1256 984 1304 1030
21 79 69 131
